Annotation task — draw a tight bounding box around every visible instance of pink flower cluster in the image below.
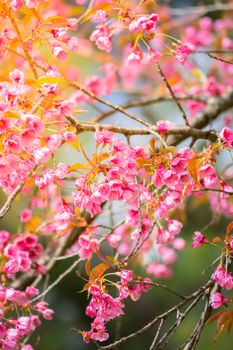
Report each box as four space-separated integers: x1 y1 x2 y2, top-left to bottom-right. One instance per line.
82 271 152 342
175 42 195 64
0 284 53 349
192 231 208 248
1 232 44 276
90 25 112 53
69 130 231 277
212 266 233 290
220 127 233 148
128 13 159 33
210 292 228 309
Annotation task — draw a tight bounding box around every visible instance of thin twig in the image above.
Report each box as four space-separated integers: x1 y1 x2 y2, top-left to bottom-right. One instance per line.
157 295 202 349
156 64 190 127
93 95 207 123
0 166 37 220
4 2 38 79
192 188 233 196
149 318 164 350
31 258 82 303
70 82 151 128
98 280 213 350
208 53 233 65
134 280 186 300
77 0 94 24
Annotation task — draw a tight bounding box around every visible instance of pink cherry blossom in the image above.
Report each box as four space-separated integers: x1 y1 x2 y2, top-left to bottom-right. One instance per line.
210 292 228 309
220 127 233 147
192 231 208 248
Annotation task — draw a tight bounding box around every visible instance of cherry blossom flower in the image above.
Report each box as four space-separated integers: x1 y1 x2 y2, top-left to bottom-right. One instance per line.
210 292 228 309
192 231 208 248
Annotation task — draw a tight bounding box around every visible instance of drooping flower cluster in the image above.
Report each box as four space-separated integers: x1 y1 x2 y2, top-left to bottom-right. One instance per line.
81 270 152 343
0 284 53 350
212 266 233 291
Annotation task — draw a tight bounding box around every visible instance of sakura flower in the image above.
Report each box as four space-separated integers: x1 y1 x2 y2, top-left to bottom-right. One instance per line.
192 231 208 248
120 270 133 284
146 263 173 278
25 286 39 297
21 345 34 350
212 267 233 290
156 120 175 135
95 129 115 144
220 127 233 148
175 42 195 64
92 10 107 23
90 25 112 52
25 0 37 8
20 209 32 223
168 220 183 236
16 316 31 335
230 238 233 251
42 308 54 320
9 68 24 84
127 46 143 66
52 46 68 60
129 13 159 33
146 48 161 63
173 238 186 250
210 292 228 309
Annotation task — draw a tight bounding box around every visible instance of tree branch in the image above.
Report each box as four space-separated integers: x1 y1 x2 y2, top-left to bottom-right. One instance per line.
168 88 233 145
66 116 218 142
93 95 206 123
97 280 213 350
156 64 190 127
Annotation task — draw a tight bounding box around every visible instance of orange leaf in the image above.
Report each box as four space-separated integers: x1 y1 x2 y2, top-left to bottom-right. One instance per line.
226 221 233 238
207 310 225 324
188 156 202 184
4 111 20 120
67 135 79 151
85 259 91 276
212 236 222 243
38 76 68 85
207 309 233 340
45 16 67 26
78 282 91 293
89 263 109 282
68 163 88 172
81 2 113 23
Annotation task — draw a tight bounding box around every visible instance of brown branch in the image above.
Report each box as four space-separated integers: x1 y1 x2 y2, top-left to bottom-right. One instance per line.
0 183 25 220
0 167 37 220
70 82 151 128
4 2 38 79
156 64 190 127
77 0 94 24
156 296 202 349
208 53 233 65
121 218 158 265
168 88 233 145
179 285 215 350
31 258 82 303
134 280 186 300
149 319 164 350
93 95 206 123
192 188 233 196
98 280 213 350
66 116 218 142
